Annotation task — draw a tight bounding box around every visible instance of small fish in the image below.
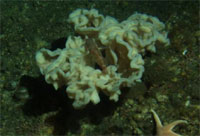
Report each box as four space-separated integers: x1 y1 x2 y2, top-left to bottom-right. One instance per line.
85 38 107 73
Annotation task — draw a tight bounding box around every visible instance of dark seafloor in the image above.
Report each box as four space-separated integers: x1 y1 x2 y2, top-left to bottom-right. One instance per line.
0 0 199 136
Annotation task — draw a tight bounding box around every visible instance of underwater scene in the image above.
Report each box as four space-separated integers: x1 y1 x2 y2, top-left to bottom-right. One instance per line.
0 0 199 136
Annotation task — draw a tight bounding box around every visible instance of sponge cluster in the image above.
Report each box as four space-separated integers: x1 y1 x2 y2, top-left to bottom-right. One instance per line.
35 9 169 108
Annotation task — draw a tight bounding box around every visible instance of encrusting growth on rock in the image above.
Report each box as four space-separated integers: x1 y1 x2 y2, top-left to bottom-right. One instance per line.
151 109 187 136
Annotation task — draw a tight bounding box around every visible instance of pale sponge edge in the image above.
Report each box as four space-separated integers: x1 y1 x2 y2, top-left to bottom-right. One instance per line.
36 9 169 109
